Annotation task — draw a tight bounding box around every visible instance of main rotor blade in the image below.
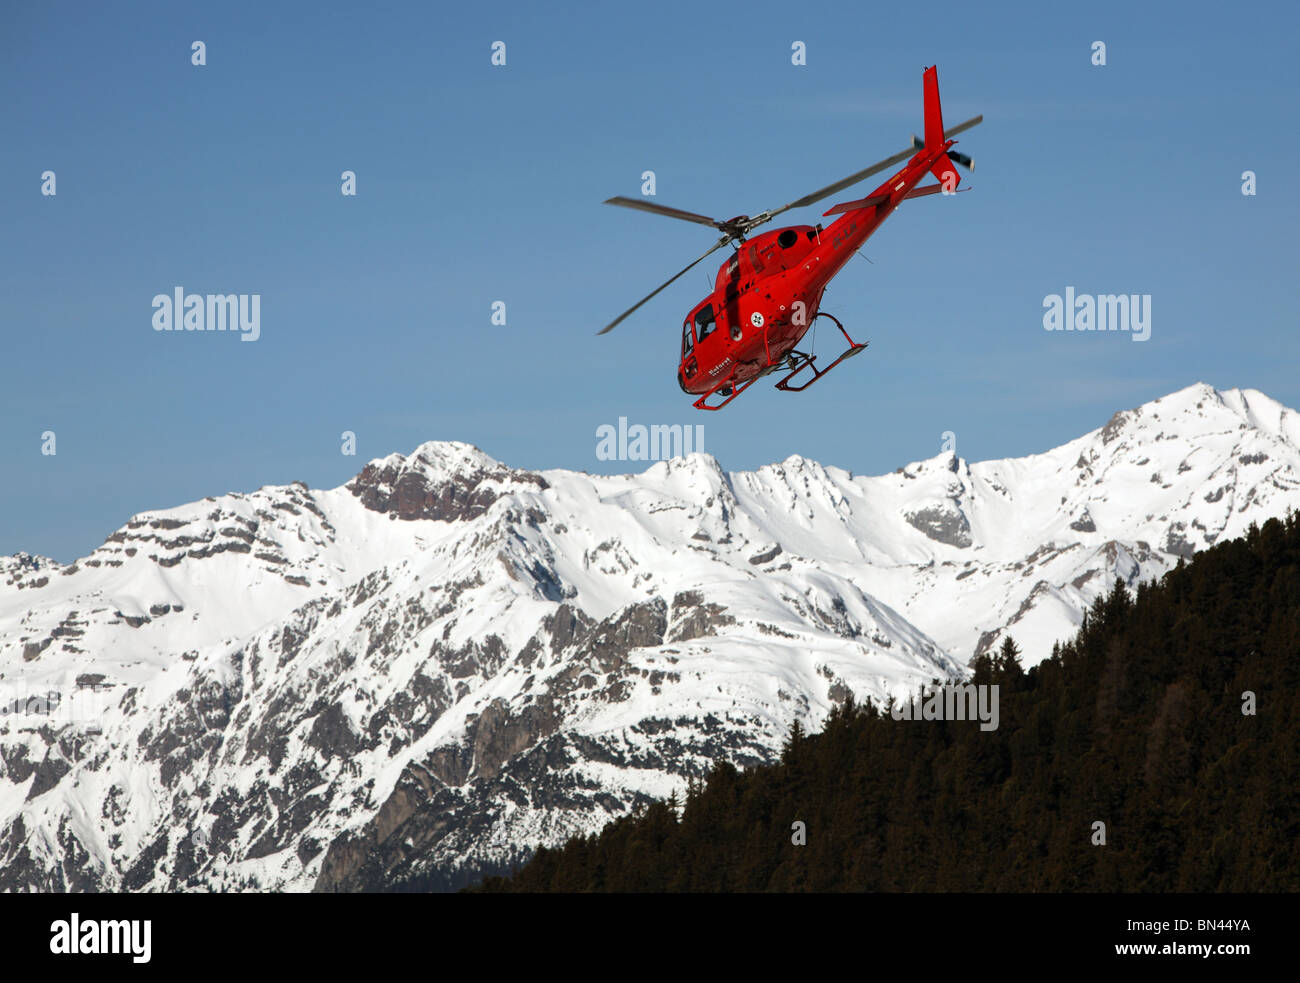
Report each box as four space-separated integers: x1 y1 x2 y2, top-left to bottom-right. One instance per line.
604 196 725 231
942 114 983 139
765 146 916 221
915 115 986 152
758 116 983 229
599 237 730 335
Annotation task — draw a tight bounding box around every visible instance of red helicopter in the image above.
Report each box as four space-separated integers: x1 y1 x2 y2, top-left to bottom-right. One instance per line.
600 66 982 410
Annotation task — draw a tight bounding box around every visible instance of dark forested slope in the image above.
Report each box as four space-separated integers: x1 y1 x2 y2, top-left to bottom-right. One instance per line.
474 513 1300 891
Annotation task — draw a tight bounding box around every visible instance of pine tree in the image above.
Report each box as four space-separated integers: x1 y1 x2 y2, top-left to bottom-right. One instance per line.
996 635 1024 681
781 718 805 758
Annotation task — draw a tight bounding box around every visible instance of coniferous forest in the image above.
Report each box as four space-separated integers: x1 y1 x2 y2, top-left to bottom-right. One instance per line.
473 513 1300 892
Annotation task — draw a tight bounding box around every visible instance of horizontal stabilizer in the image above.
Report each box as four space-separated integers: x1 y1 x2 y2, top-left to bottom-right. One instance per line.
822 181 961 217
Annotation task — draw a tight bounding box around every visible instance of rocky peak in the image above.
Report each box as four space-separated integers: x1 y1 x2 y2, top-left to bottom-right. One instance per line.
346 441 549 522
1 553 61 588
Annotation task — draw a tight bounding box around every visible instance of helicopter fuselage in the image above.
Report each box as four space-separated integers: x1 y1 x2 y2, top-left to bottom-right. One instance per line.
677 140 951 404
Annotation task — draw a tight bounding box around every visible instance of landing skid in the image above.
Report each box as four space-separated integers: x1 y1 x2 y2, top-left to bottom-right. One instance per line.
774 312 868 393
691 312 868 410
693 370 759 411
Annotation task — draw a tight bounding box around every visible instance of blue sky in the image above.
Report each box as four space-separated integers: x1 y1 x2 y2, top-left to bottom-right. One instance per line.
3 0 1297 562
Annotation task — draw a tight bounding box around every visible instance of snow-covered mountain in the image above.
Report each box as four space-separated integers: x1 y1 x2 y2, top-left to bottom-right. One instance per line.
2 382 1297 891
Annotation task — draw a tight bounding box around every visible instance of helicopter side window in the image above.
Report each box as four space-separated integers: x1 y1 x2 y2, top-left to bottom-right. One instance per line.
694 303 717 342
682 319 694 357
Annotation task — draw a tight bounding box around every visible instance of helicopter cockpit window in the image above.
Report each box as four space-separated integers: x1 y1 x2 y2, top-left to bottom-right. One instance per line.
694 303 717 342
682 319 694 357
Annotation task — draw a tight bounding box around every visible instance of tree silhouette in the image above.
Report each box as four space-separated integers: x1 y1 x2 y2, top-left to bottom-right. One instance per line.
471 512 1300 893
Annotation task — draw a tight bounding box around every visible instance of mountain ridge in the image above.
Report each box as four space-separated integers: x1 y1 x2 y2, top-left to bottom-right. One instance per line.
2 381 1299 891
